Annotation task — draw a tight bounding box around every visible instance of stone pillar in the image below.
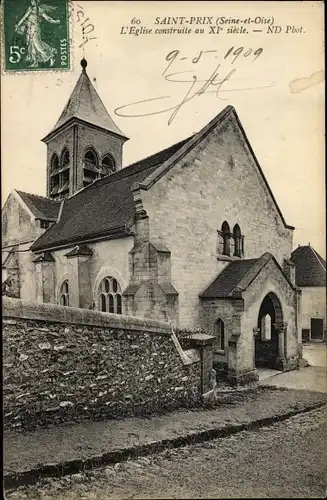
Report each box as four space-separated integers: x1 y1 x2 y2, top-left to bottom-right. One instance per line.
65 245 93 308
33 252 55 303
66 257 79 307
253 327 260 369
274 322 288 370
124 212 179 323
227 333 259 386
296 289 303 358
190 334 216 398
124 214 150 317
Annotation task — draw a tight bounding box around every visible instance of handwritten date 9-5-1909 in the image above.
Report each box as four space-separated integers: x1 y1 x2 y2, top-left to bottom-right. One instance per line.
114 46 273 126
164 46 263 75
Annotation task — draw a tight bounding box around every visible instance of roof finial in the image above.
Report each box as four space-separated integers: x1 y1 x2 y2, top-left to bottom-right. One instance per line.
81 58 87 71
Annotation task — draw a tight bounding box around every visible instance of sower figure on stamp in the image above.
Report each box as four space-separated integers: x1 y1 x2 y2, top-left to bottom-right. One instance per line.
15 0 60 68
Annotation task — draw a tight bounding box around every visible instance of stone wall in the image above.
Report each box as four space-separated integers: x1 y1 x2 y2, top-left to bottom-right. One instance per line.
300 286 326 332
3 298 203 432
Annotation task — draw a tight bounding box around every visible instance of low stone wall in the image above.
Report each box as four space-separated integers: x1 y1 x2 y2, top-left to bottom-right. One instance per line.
3 298 202 431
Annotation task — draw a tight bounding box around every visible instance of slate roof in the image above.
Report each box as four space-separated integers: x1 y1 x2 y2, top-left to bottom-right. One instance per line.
291 245 326 287
16 191 60 221
45 66 127 139
200 259 259 298
31 136 193 251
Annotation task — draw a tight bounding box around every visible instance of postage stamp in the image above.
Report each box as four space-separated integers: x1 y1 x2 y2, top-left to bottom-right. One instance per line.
2 0 70 72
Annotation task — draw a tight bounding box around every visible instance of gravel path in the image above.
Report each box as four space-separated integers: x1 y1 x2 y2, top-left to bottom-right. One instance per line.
260 366 326 393
6 406 327 499
5 386 326 475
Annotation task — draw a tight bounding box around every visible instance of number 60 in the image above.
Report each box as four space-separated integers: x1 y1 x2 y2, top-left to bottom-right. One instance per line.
9 45 26 63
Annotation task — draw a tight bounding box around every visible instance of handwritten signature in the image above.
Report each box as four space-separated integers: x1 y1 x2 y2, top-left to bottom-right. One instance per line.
114 47 276 125
69 3 97 48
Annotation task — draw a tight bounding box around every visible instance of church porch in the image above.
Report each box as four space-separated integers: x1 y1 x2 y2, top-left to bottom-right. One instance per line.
200 252 301 385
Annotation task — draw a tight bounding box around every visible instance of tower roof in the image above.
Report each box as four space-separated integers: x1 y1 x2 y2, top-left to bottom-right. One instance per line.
45 59 127 140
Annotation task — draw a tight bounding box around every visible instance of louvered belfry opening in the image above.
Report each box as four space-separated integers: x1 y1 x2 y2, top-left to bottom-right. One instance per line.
44 59 128 198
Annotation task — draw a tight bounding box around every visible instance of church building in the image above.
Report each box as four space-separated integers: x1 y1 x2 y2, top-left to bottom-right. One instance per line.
2 59 303 384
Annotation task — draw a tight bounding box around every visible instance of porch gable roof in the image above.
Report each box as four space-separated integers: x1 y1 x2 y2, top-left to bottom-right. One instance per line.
200 252 298 299
200 258 259 299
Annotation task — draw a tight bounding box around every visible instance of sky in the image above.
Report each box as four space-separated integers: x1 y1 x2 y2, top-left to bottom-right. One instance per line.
1 1 325 257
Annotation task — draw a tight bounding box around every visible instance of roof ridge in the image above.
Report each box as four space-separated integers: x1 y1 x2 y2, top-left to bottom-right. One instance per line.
48 69 127 139
310 246 326 272
199 257 260 299
86 71 113 118
125 135 194 171
137 106 234 191
135 105 294 231
16 190 60 203
292 245 326 287
68 135 193 201
229 256 264 294
76 71 84 116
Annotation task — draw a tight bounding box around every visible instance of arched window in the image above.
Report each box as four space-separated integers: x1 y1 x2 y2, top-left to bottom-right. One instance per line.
221 221 231 256
98 276 122 314
84 148 98 166
261 314 272 341
83 148 100 187
233 224 242 258
55 148 70 197
60 148 70 168
214 319 225 351
59 280 69 306
50 153 59 172
101 154 116 176
49 154 60 199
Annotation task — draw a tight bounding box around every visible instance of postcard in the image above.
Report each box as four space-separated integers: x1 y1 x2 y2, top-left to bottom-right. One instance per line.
2 1 326 499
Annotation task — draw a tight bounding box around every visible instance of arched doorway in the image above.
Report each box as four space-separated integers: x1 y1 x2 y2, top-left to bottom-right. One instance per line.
255 292 283 368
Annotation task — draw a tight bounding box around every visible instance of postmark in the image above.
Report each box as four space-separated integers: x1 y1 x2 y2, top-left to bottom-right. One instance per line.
2 0 70 72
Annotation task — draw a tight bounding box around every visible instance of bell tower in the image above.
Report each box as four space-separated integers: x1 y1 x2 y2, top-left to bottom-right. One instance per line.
42 59 128 200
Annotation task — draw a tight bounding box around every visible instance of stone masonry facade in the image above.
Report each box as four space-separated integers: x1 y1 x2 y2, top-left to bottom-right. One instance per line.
140 112 294 328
